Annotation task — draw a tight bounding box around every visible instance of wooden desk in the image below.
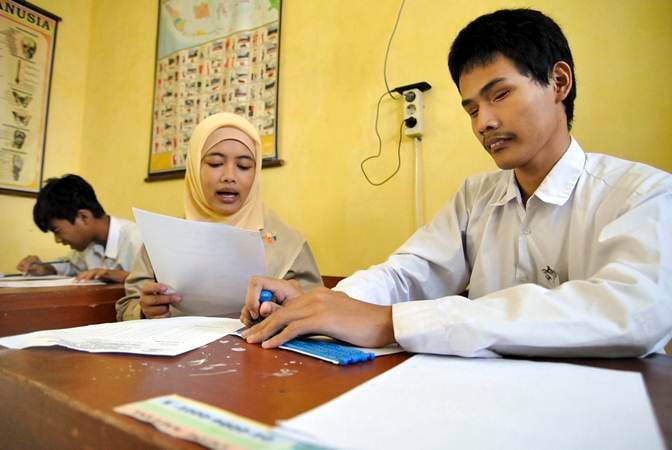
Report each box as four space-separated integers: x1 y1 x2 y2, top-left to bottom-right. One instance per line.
0 278 342 339
0 338 670 450
0 279 342 339
321 275 344 289
0 284 124 337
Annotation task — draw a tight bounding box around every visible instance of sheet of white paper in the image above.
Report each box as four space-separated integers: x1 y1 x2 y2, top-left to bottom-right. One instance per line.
0 274 69 280
133 208 267 316
0 277 105 288
0 316 244 356
278 355 664 450
350 343 402 356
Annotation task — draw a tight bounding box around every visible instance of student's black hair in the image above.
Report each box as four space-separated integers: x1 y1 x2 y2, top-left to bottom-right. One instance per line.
448 8 576 129
33 174 106 232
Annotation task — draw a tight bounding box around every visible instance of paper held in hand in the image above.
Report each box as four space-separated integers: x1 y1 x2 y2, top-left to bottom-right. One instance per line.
133 208 267 316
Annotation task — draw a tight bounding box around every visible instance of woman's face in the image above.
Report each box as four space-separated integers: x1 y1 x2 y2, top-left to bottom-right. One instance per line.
200 139 256 216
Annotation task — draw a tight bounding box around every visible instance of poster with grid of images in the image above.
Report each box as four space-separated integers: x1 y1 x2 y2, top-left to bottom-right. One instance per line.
149 0 281 176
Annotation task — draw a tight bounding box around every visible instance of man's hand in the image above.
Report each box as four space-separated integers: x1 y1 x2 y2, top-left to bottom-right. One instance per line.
139 282 181 319
16 255 56 276
239 276 303 327
241 285 396 349
75 269 130 283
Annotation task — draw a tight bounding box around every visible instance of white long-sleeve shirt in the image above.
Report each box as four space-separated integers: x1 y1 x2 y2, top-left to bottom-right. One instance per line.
54 216 142 276
336 139 672 358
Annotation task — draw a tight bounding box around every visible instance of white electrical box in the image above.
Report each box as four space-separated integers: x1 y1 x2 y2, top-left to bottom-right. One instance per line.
403 88 425 137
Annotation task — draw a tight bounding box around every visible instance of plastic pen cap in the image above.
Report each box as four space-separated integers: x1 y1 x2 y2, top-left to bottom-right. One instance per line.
259 289 273 303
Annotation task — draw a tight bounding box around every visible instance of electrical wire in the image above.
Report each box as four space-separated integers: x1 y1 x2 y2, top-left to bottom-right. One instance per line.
383 0 406 100
360 0 407 187
360 111 405 186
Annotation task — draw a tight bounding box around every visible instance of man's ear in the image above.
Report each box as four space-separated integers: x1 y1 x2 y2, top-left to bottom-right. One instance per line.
551 61 572 103
76 209 94 224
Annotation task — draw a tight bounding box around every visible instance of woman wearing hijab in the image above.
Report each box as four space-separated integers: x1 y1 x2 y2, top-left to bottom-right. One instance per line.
116 113 322 320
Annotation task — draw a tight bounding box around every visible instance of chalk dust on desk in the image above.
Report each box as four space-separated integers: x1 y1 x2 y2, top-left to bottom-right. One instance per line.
218 340 230 344
270 368 298 378
187 358 207 366
231 347 246 352
188 369 237 377
199 363 228 371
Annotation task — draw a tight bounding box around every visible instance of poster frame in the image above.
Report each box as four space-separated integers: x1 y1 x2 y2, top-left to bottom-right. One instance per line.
146 0 284 183
0 0 60 197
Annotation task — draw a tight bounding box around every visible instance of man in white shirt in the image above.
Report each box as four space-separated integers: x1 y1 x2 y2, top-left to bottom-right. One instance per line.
16 174 142 283
240 9 672 357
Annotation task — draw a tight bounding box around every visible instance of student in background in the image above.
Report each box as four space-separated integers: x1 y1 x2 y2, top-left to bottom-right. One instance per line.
116 112 322 320
16 174 142 283
240 9 672 358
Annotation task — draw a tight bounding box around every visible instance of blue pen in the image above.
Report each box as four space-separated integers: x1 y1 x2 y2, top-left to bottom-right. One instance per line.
252 289 274 325
259 289 273 303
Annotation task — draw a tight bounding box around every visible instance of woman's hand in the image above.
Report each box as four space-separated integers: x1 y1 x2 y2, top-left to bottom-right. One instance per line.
139 282 181 319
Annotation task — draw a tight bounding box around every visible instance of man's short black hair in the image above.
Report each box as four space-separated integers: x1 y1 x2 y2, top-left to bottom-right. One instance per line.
448 8 576 129
33 174 105 232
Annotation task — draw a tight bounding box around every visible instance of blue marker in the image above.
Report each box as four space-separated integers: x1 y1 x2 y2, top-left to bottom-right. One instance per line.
259 289 273 303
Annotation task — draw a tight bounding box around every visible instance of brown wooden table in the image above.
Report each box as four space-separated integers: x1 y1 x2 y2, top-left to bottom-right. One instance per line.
0 284 124 337
0 337 670 450
0 278 343 339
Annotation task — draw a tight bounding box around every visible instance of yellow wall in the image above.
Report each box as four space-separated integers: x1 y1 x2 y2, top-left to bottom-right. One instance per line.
0 0 92 269
2 0 671 279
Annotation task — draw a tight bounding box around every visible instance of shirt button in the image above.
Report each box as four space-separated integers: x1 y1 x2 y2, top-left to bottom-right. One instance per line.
521 229 531 235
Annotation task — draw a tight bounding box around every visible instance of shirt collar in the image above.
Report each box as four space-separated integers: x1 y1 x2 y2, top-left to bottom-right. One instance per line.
104 216 121 260
534 137 585 206
490 137 585 207
490 171 520 206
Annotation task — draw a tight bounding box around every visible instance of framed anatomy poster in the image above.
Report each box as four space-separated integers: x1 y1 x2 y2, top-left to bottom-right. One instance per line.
147 0 282 180
0 0 59 196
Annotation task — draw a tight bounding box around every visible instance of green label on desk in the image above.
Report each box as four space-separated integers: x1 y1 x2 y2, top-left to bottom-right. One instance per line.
115 394 322 450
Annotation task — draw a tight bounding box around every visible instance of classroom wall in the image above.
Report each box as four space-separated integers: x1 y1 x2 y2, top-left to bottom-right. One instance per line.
1 0 671 279
0 0 92 270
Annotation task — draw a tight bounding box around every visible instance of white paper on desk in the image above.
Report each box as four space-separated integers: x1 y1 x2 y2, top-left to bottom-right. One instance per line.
278 355 665 450
0 274 68 281
0 316 244 356
0 277 105 288
133 208 267 316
